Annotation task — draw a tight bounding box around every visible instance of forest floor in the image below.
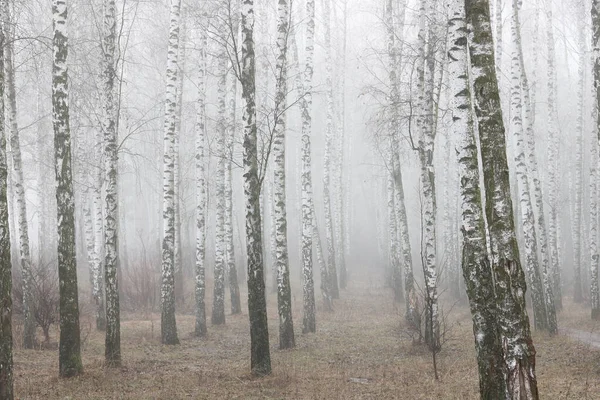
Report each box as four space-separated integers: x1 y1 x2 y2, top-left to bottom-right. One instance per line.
11 270 600 399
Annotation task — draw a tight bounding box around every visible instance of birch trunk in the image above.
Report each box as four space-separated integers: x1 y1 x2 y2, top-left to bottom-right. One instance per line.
572 5 585 304
592 0 600 319
226 64 242 315
160 0 181 345
272 0 295 349
212 50 227 326
509 0 548 332
323 0 339 300
194 20 208 336
0 24 14 399
417 0 439 350
314 221 333 311
545 1 562 310
448 1 507 395
293 0 317 332
82 192 105 331
241 0 272 375
102 0 121 365
466 0 539 396
2 2 35 349
52 0 84 377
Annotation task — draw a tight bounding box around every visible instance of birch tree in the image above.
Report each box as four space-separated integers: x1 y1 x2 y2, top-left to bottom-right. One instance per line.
508 0 548 331
572 3 585 304
0 22 13 399
161 0 181 345
2 0 35 349
226 62 241 315
294 0 317 332
465 0 539 396
194 17 208 336
545 0 562 310
53 0 84 377
102 0 121 365
212 48 227 326
272 0 295 349
592 0 600 319
323 0 339 300
448 0 506 395
240 0 271 375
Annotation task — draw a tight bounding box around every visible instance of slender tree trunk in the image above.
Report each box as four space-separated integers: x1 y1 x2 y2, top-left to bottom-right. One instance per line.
2 1 35 349
292 0 317 332
102 0 121 365
212 51 227 326
323 0 339 300
241 0 272 375
509 0 548 332
314 221 333 311
466 0 539 397
448 2 507 396
545 1 562 310
194 19 208 336
0 24 14 399
272 0 295 349
160 0 181 345
226 61 241 315
572 4 585 304
52 0 84 377
592 0 600 319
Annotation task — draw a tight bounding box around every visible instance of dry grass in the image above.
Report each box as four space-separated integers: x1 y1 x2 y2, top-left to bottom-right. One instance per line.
11 272 600 399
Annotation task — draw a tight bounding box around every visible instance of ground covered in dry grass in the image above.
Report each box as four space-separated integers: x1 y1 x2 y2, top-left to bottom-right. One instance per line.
12 271 600 399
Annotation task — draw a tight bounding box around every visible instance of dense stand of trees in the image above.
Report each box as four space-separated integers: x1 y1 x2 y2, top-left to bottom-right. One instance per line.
0 0 599 399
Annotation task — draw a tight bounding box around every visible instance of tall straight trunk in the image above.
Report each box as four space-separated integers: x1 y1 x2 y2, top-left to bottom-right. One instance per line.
448 1 507 395
272 0 294 349
52 0 84 377
293 0 317 332
572 4 585 304
417 0 439 350
2 1 35 349
160 0 181 345
385 0 403 303
466 0 539 397
194 20 208 336
226 61 241 315
509 0 548 332
82 192 105 331
102 0 121 365
545 1 562 310
336 0 348 290
592 0 600 319
173 13 186 306
314 222 333 310
212 52 227 326
323 0 339 300
514 1 557 334
241 0 272 375
0 25 14 400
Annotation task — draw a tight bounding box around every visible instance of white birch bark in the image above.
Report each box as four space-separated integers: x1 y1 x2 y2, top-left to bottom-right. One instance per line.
545 1 562 310
160 0 181 345
194 18 208 336
592 0 600 319
241 0 272 375
323 0 339 300
509 0 548 331
272 0 294 349
52 0 84 376
2 2 34 349
212 49 227 326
